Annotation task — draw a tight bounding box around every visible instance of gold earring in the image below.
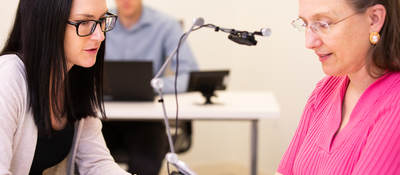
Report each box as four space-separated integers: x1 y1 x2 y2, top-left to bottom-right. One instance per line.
369 32 380 45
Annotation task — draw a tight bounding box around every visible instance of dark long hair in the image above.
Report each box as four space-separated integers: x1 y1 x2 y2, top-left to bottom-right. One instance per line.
1 0 106 135
348 0 400 75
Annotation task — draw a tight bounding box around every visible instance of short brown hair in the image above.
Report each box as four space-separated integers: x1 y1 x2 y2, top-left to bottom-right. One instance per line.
348 0 400 75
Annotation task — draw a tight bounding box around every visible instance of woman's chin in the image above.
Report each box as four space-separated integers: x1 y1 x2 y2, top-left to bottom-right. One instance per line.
322 68 346 76
321 66 337 76
78 57 97 68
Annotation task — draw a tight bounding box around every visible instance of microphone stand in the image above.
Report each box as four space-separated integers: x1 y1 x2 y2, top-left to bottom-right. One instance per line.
151 18 204 175
151 17 269 175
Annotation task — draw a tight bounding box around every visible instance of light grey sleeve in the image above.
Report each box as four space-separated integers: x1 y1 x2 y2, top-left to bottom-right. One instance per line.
0 55 27 175
75 117 131 175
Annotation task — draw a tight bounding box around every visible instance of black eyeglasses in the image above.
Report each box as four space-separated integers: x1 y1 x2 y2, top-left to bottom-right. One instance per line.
67 12 118 37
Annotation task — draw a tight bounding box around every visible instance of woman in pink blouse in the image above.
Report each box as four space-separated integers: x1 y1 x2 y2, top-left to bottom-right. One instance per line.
276 0 400 174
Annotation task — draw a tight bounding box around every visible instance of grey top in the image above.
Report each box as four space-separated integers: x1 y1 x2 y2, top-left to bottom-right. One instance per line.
0 54 130 175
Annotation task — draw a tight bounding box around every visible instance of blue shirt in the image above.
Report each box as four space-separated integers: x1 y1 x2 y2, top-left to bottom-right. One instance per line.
105 6 198 93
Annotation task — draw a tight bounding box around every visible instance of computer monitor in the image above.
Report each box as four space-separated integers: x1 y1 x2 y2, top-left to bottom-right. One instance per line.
188 70 230 104
103 61 155 101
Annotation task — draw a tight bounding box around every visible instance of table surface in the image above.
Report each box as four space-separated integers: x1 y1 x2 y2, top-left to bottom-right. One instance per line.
104 91 280 120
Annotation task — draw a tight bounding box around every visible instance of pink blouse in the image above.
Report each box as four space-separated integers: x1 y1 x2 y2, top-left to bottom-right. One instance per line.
278 72 400 175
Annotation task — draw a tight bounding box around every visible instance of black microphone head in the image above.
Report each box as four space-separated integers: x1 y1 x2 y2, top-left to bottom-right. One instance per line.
228 32 257 46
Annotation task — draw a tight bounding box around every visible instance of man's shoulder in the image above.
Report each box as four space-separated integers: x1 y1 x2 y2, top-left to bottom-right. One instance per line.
144 6 180 26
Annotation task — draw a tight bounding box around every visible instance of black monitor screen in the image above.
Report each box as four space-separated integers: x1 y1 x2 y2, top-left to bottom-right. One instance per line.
188 70 230 104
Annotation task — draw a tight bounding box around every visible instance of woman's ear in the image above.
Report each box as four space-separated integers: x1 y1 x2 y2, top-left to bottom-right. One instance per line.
367 4 386 33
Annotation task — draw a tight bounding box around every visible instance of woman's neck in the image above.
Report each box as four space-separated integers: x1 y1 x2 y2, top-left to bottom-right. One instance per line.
347 65 379 94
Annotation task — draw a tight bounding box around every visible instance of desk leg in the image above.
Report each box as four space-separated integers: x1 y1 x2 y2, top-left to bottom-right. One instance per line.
251 120 258 175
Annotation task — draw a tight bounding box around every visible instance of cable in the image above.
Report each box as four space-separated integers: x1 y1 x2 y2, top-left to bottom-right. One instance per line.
167 31 187 175
174 31 187 147
167 161 171 175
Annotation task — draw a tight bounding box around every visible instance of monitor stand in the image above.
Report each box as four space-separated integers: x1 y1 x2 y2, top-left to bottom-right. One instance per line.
202 93 214 104
197 87 215 105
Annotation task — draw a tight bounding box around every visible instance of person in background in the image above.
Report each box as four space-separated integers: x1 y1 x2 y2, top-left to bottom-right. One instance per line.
102 0 198 174
0 0 130 174
276 0 400 174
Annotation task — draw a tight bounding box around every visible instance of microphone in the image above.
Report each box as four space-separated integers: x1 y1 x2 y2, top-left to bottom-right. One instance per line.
254 28 272 37
228 28 271 46
201 23 271 46
228 31 257 46
192 17 205 27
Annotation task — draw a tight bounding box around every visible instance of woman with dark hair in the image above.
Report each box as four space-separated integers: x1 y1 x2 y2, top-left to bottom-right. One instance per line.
276 0 400 174
0 0 130 174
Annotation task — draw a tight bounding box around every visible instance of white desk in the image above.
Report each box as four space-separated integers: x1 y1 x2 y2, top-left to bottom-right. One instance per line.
104 91 280 175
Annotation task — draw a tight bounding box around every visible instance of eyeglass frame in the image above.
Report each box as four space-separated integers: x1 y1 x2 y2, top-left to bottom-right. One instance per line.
291 12 360 35
67 12 118 37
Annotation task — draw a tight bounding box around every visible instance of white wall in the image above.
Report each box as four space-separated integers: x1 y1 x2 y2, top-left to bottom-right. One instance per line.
0 1 18 47
1 0 324 174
